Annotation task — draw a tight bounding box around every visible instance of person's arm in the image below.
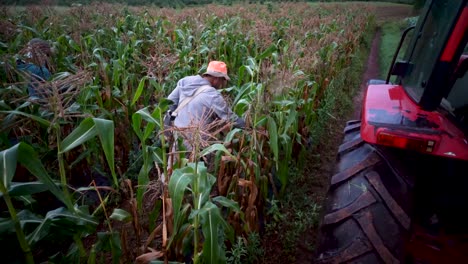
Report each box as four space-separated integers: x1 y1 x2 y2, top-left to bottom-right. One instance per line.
211 93 245 128
18 64 51 98
167 86 180 112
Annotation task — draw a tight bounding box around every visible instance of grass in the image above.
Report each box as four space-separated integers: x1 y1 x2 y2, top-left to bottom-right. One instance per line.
379 13 419 80
379 21 406 80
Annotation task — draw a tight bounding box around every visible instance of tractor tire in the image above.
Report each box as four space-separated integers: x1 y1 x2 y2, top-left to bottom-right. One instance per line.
315 120 413 264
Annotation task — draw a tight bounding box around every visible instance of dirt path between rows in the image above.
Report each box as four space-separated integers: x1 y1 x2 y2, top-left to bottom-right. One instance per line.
352 30 381 120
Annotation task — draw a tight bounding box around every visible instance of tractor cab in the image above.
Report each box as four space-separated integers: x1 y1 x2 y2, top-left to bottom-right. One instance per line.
361 0 468 160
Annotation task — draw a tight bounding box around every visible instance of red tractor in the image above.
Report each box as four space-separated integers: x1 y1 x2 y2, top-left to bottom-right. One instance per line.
316 0 468 263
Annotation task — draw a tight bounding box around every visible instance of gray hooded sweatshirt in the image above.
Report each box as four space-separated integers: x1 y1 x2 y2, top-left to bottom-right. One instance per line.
167 75 245 129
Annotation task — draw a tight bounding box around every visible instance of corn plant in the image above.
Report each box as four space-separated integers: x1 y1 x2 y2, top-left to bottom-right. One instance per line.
0 142 99 263
167 160 240 264
0 72 116 261
131 99 171 211
0 2 374 262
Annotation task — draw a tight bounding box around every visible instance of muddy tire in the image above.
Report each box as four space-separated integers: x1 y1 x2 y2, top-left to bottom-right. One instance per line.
315 120 413 264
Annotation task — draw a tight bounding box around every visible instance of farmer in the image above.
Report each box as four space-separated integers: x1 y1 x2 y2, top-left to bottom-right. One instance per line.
166 60 245 157
16 38 53 99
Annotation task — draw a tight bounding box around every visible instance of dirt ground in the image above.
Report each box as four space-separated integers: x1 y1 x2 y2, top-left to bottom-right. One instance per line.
261 4 414 264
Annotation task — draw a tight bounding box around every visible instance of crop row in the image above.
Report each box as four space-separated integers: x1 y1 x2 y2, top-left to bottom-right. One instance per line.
0 2 373 263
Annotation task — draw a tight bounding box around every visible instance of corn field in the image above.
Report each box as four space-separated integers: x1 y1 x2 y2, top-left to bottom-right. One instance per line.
0 2 373 263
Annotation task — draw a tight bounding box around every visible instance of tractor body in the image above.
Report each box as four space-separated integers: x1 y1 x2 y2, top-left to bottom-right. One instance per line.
362 0 468 161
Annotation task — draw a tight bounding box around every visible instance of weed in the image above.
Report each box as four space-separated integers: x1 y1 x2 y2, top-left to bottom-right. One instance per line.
227 237 247 264
265 198 284 231
226 232 264 264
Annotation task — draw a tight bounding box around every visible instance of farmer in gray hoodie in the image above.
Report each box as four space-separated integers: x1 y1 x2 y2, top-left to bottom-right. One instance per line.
165 61 245 163
167 61 245 130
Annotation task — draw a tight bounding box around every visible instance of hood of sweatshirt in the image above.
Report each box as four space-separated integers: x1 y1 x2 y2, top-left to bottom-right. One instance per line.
177 75 212 97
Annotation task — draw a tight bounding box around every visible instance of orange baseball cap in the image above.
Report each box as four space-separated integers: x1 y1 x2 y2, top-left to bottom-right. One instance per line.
203 61 230 81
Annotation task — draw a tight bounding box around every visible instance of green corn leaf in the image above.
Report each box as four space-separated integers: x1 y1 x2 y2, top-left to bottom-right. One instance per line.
59 118 116 185
37 16 49 27
17 209 42 223
136 146 154 211
158 98 173 113
212 196 241 213
27 207 98 245
143 109 159 140
16 143 71 208
175 29 185 41
54 71 74 80
149 200 162 231
192 162 215 206
279 134 292 151
7 181 54 197
16 210 43 233
233 83 254 105
68 38 81 52
134 39 144 47
272 99 295 107
59 118 98 154
255 116 268 127
0 144 18 190
112 60 121 88
110 208 132 223
17 25 40 36
199 46 210 54
224 128 242 143
0 110 51 127
132 112 143 140
257 44 277 60
93 118 116 186
284 109 298 133
0 217 14 234
131 76 148 106
168 166 193 238
52 211 93 231
15 195 36 206
142 123 155 141
199 202 226 264
246 57 258 73
244 65 254 78
63 243 81 264
0 100 11 110
233 98 250 116
26 215 52 246
151 147 164 164
293 69 306 77
237 65 245 86
135 108 160 127
267 116 279 170
69 148 94 169
200 144 236 161
95 232 122 264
